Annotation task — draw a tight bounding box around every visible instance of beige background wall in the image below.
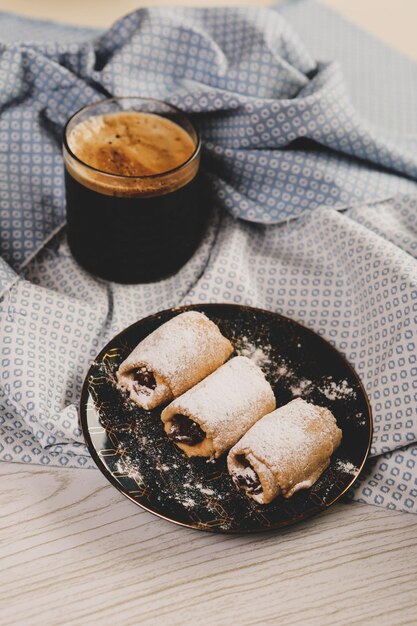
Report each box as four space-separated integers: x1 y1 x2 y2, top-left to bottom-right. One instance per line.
0 0 416 61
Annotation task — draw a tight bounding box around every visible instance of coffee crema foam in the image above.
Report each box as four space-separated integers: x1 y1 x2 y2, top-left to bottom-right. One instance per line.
65 111 199 198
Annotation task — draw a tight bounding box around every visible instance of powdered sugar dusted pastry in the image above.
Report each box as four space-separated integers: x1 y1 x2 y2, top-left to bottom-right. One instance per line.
161 356 276 458
116 311 233 410
227 398 342 504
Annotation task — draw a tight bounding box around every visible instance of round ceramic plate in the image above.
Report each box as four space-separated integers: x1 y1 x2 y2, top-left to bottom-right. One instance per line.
80 304 372 533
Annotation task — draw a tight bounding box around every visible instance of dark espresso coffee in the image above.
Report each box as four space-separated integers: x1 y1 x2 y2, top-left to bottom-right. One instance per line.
64 108 204 283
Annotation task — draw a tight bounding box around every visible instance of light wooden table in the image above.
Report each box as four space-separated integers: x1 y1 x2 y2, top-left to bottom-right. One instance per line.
1 462 416 626
1 2 417 625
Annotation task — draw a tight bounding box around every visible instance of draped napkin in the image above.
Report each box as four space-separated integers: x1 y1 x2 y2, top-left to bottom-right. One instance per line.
0 2 416 514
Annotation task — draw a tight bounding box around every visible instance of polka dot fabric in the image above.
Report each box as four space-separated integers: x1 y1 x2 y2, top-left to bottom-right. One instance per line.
0 5 416 515
1 5 417 281
1 195 416 513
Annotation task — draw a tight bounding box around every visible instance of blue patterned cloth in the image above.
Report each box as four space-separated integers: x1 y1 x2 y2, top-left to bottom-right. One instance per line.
0 3 416 514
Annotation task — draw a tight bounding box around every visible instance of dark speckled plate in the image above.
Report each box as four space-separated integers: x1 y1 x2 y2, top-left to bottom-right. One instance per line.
80 304 372 533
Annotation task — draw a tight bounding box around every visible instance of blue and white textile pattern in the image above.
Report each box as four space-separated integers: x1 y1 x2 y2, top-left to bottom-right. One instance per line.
0 3 416 514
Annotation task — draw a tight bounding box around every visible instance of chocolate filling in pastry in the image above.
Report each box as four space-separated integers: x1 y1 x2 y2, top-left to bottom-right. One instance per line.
132 367 157 390
167 414 205 445
232 455 262 495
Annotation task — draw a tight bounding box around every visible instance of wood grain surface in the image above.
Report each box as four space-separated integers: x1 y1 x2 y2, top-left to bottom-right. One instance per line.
0 462 416 626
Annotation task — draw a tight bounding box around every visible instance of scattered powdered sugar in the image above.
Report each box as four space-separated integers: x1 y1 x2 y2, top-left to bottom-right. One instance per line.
115 457 144 484
189 482 215 496
356 414 367 427
271 361 357 406
290 379 313 397
181 481 217 497
277 363 292 376
335 459 358 475
181 497 197 509
172 477 223 510
236 336 272 369
275 361 313 392
312 479 336 504
319 379 356 401
115 443 225 512
274 361 314 398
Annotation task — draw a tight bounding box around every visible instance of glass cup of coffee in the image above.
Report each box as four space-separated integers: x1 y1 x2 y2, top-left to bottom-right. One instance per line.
63 97 203 283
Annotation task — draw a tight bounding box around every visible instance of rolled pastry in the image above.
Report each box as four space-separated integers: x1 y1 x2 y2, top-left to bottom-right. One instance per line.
227 398 342 504
116 311 233 410
161 356 276 458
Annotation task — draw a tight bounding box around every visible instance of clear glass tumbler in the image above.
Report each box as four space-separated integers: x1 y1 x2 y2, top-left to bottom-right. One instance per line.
63 97 203 283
